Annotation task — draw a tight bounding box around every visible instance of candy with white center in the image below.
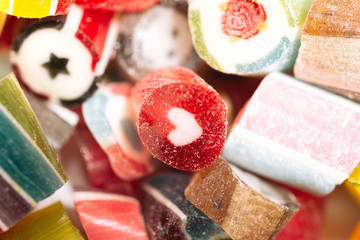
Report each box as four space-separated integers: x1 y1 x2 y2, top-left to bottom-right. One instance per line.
0 202 83 239
0 73 67 232
116 3 200 81
143 173 231 239
74 190 148 240
294 0 360 101
75 0 160 12
0 0 74 18
131 66 227 171
188 0 312 75
10 5 119 106
83 82 156 181
222 72 360 196
185 157 299 240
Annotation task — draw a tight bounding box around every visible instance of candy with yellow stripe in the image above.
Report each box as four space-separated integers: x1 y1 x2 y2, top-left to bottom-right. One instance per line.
0 0 74 18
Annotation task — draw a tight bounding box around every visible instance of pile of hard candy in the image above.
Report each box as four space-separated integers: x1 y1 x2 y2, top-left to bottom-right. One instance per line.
0 0 360 239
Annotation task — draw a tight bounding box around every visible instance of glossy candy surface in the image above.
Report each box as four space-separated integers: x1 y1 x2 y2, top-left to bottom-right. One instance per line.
131 66 227 171
185 157 299 240
83 82 156 181
143 173 231 239
223 72 360 196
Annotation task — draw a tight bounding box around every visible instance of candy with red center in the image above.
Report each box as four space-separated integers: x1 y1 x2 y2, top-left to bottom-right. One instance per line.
74 190 148 240
142 173 231 239
185 157 299 240
188 0 312 75
75 0 160 12
0 0 75 18
131 66 227 171
10 5 119 106
116 2 200 81
222 72 360 196
83 82 156 181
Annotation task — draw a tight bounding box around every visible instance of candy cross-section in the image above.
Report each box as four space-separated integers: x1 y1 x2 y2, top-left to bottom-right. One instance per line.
222 72 360 196
131 66 227 171
0 73 67 232
185 157 299 240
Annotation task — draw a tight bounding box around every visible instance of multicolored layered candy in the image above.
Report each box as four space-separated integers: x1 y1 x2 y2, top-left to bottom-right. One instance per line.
0 202 83 239
188 0 312 75
0 0 74 18
116 2 200 81
10 5 119 106
83 82 156 181
143 173 231 239
74 190 148 240
294 0 360 101
0 73 67 232
222 72 360 196
185 157 299 240
131 66 227 171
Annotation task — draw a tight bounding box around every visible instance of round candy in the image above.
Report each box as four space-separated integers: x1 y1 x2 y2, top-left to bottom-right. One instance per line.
131 66 227 171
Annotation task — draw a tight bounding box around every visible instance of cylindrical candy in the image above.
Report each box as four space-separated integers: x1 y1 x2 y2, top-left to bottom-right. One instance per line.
188 0 312 75
75 0 161 12
10 5 119 106
0 0 75 18
131 66 227 171
82 82 156 181
116 2 200 81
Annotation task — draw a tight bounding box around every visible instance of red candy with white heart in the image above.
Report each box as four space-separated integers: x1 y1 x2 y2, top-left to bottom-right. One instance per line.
131 66 227 171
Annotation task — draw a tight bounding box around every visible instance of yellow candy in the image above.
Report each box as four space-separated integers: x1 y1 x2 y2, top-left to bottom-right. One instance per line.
0 0 66 18
0 11 6 35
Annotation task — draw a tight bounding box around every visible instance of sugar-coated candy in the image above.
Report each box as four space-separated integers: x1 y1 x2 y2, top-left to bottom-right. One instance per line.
25 92 79 151
185 157 299 240
0 73 67 232
75 0 161 12
83 82 156 181
74 190 148 240
188 0 312 75
116 2 200 81
275 188 325 240
131 66 227 171
0 202 83 239
143 173 231 239
10 5 119 106
222 72 360 196
75 125 141 196
294 0 360 101
0 0 74 18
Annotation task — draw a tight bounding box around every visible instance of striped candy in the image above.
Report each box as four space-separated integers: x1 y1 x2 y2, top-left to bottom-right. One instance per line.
222 72 360 196
188 0 312 75
143 173 231 239
0 202 83 239
0 0 74 18
74 191 147 240
10 5 119 106
83 82 156 181
185 157 299 240
0 73 67 232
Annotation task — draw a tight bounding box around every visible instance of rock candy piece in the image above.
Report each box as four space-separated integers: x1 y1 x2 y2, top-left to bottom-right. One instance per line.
222 72 360 196
143 173 231 239
10 5 119 106
0 0 74 18
131 66 227 171
0 202 83 239
294 0 360 101
116 3 200 81
83 82 156 181
0 73 67 232
74 190 148 240
25 92 78 151
275 188 325 240
75 0 160 12
188 0 312 75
